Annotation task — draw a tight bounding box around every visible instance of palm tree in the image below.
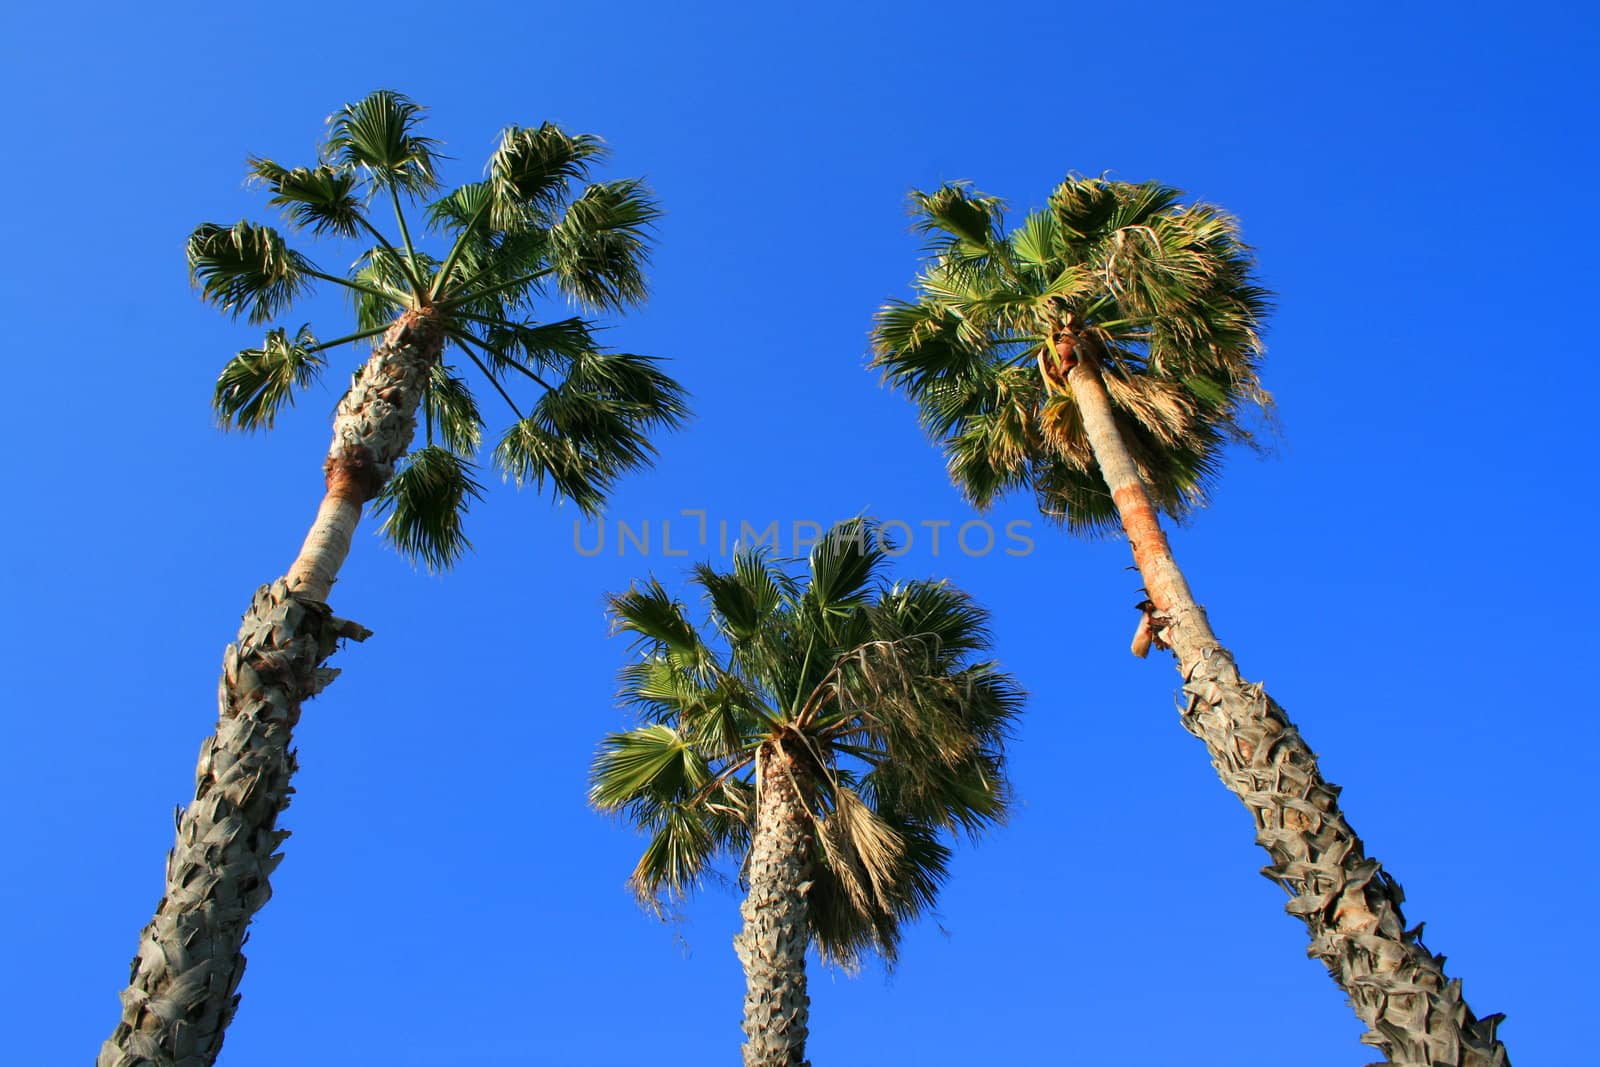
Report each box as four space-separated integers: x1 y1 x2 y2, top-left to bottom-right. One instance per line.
101 91 688 1067
591 521 1021 1067
871 178 1509 1067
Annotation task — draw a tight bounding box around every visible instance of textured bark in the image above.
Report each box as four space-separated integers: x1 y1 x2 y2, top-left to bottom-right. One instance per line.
288 308 445 601
102 309 443 1067
734 742 814 1067
1065 347 1510 1067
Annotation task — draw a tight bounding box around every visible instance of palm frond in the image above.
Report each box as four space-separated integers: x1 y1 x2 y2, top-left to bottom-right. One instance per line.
187 221 315 324
549 179 660 310
911 182 1005 255
424 365 483 453
591 723 711 811
426 181 495 234
350 247 423 331
322 89 441 196
804 518 885 621
629 802 721 904
213 324 323 430
608 579 705 657
492 350 688 515
248 158 364 237
372 445 484 572
488 123 607 227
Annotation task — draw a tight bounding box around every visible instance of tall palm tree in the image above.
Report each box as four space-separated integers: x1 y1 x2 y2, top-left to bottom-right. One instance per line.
102 91 688 1067
591 522 1021 1067
871 178 1508 1067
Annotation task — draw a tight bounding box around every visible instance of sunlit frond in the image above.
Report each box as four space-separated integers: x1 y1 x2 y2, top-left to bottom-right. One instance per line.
322 89 441 195
608 580 705 656
591 723 710 811
488 123 607 227
426 181 494 234
212 324 323 431
350 247 423 331
187 222 315 325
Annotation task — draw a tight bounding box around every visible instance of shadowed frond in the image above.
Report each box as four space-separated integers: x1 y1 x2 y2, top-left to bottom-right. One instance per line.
550 179 660 310
213 324 323 430
372 445 484 572
187 222 315 325
249 159 364 237
350 247 424 332
424 365 483 453
475 317 598 377
492 350 689 515
912 183 1005 254
323 89 441 196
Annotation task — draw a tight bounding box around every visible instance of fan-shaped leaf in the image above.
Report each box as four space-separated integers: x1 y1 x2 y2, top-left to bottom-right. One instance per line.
323 89 441 195
372 445 484 573
187 221 315 325
249 159 363 237
213 324 323 431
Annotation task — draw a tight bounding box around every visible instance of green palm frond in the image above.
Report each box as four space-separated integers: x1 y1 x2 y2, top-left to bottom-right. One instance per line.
912 182 1005 254
628 803 720 903
248 159 364 237
187 222 315 325
803 518 884 621
426 181 495 234
591 723 711 811
424 365 483 453
213 324 323 430
549 179 660 310
322 89 441 196
477 317 598 376
609 580 705 657
492 350 689 515
372 445 484 572
488 123 607 226
350 247 424 331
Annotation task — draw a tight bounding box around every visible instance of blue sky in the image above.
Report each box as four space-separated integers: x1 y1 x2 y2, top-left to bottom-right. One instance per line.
2 1 1596 1064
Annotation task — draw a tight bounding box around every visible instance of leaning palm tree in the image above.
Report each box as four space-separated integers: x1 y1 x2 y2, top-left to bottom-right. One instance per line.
592 522 1021 1067
872 178 1508 1067
102 91 687 1067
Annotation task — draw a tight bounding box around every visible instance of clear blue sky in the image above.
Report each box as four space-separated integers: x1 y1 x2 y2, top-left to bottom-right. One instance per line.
2 2 1595 1064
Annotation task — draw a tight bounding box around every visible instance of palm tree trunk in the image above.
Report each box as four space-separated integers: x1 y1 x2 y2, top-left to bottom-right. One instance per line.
1065 345 1510 1067
734 740 814 1067
101 308 444 1067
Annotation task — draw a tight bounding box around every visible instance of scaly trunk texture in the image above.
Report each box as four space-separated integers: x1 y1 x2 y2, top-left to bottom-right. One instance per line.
734 741 814 1067
1064 346 1509 1067
101 309 444 1067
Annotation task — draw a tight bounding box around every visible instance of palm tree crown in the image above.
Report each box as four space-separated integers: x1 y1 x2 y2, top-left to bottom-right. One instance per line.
187 89 688 568
591 521 1022 967
871 177 1271 533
